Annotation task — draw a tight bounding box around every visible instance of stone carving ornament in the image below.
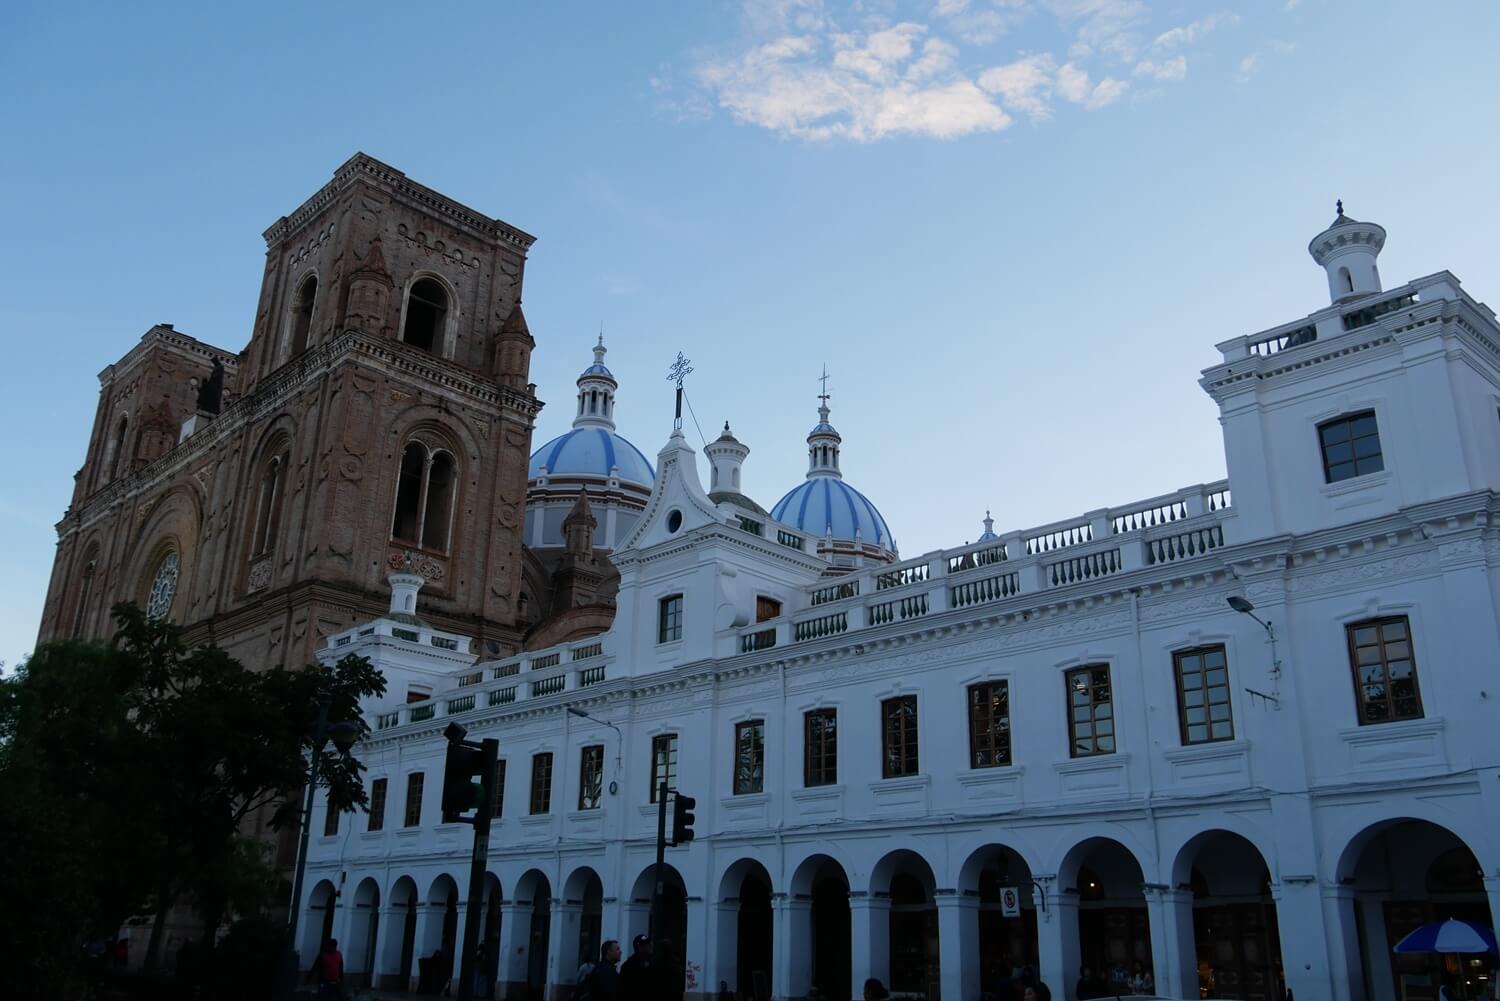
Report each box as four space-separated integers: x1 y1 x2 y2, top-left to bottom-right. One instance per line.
147 552 180 620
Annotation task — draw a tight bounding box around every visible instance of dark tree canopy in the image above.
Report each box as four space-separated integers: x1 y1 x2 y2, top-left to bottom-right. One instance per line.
0 602 385 997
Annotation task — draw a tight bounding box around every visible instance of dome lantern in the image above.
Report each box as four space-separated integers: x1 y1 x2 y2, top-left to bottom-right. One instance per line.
574 332 619 430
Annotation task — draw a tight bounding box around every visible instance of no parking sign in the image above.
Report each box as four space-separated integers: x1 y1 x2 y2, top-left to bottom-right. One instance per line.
1000 886 1021 917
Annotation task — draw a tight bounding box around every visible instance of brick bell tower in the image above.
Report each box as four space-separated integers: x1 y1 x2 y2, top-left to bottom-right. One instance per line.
40 154 544 669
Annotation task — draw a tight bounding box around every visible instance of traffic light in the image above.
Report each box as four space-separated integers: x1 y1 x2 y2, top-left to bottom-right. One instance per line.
670 792 696 846
441 723 487 822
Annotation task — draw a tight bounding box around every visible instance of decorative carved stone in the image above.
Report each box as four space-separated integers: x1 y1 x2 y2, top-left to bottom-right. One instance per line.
248 557 273 592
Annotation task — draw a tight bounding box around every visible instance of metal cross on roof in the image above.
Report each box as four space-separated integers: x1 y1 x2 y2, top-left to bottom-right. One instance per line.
818 363 831 405
667 352 693 431
667 352 693 389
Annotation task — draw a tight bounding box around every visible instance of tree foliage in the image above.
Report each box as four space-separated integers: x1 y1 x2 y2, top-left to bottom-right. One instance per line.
0 603 385 996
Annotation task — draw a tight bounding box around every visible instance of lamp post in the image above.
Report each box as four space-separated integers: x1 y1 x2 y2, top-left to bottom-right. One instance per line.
567 705 622 795
282 687 360 998
1227 595 1283 708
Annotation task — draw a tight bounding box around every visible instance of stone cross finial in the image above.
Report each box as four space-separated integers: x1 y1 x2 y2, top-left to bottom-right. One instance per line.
1336 199 1344 218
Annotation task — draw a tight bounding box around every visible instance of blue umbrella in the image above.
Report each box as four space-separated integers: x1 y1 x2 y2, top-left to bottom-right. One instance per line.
1392 918 1498 955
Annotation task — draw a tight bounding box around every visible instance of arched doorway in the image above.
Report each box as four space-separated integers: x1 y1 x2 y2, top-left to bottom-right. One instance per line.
1064 838 1151 987
350 878 381 988
419 874 459 992
478 873 502 1000
632 863 688 1001
718 859 774 1001
961 844 1040 994
386 876 419 991
1339 819 1489 1001
872 850 940 998
792 854 850 1001
562 866 605 982
1173 831 1282 999
301 879 337 962
513 870 552 999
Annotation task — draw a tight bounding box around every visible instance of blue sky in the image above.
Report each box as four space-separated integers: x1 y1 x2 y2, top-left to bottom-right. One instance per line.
3 0 1499 668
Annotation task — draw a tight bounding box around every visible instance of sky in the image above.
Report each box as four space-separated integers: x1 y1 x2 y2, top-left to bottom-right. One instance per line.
2 0 1499 669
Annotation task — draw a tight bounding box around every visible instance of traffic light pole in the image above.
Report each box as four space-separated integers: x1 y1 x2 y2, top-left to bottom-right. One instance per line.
652 781 668 956
456 737 499 1001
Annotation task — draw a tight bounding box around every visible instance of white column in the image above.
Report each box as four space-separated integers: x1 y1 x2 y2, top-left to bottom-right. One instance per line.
1358 894 1395 1001
849 893 890 991
684 896 710 1001
373 905 405 989
711 901 738 999
1306 884 1362 1001
548 900 578 993
935 893 978 1001
1037 892 1079 1001
1144 887 1195 999
775 896 813 1000
497 902 534 999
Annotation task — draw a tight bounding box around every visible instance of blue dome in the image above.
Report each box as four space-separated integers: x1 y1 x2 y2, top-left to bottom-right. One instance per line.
529 428 655 485
580 362 614 378
771 478 894 550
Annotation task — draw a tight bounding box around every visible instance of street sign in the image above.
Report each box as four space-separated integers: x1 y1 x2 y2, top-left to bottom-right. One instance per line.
1001 886 1021 917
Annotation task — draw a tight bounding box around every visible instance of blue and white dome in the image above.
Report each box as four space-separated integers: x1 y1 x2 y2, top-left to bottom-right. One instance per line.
528 334 656 487
770 386 897 561
529 427 655 485
771 477 893 549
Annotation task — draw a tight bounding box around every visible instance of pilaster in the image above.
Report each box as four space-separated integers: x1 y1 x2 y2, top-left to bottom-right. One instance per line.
935 891 979 1001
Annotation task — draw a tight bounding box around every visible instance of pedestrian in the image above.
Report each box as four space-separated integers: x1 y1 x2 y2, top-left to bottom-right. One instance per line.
1128 961 1153 995
1024 984 1053 1001
306 937 345 1000
863 978 890 1001
1076 965 1107 1000
620 934 654 1001
583 939 622 1001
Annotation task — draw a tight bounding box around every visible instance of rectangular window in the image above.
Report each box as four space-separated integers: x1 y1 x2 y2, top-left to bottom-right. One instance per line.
1348 616 1423 724
756 596 782 623
650 734 678 802
881 695 919 778
658 594 684 643
492 760 507 819
804 709 837 787
367 777 387 832
733 720 765 795
323 795 340 837
968 681 1012 768
578 745 604 810
1175 645 1235 744
403 772 424 828
530 753 554 815
1319 410 1383 483
1066 666 1115 757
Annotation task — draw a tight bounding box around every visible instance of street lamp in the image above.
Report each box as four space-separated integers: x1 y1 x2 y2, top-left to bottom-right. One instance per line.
1227 596 1283 707
282 687 361 998
567 706 622 795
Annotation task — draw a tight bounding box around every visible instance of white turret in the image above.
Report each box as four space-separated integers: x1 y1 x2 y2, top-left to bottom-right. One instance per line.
704 422 749 494
1308 201 1386 304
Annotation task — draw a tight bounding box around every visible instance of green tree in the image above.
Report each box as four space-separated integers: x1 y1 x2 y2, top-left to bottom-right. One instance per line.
0 603 386 995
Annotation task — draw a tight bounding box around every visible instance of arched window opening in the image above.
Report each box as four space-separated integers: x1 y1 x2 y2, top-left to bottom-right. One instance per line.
71 555 98 638
1339 266 1354 294
109 415 130 481
422 452 455 552
401 278 449 353
391 443 427 543
732 467 739 488
251 454 287 556
290 274 318 355
391 441 459 553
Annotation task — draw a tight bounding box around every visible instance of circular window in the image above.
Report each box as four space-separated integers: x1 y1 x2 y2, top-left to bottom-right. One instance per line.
666 509 683 533
146 552 180 621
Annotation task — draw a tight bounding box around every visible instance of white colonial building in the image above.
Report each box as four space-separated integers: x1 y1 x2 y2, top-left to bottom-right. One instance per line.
299 210 1500 1001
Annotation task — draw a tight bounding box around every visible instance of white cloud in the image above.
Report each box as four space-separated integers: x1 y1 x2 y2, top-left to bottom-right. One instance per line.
1133 55 1185 81
1283 0 1302 10
978 52 1058 120
1151 13 1238 51
1056 61 1127 108
1042 0 1148 61
698 25 1012 141
1236 52 1260 82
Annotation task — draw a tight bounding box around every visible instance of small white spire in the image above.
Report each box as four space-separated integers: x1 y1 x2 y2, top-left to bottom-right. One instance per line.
806 365 843 480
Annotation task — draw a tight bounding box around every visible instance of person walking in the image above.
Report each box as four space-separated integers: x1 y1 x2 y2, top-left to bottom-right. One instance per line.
620 935 654 1001
307 938 345 1000
863 978 890 1001
582 939 622 1001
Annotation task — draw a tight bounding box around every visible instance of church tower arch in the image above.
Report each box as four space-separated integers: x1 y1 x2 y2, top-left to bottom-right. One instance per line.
287 271 319 358
390 425 465 555
398 272 456 357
